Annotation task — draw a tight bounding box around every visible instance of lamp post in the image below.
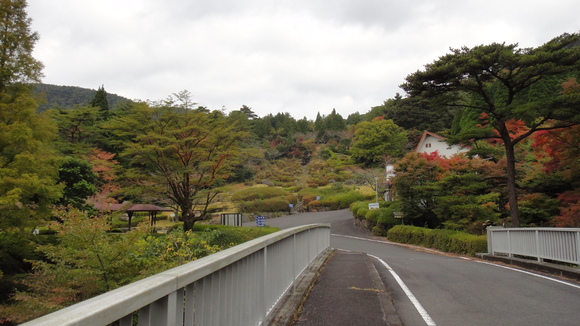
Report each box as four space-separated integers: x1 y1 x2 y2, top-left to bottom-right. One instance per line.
375 176 378 203
386 164 395 201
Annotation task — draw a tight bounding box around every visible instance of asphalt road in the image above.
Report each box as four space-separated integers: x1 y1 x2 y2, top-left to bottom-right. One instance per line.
248 210 580 326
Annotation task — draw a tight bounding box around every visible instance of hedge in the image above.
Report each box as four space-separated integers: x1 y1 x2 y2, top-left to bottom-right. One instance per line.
232 186 290 201
350 201 402 236
308 191 366 211
386 225 487 256
238 195 298 213
191 224 280 248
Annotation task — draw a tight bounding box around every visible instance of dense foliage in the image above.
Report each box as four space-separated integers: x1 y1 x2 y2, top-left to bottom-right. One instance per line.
401 34 580 226
387 225 487 256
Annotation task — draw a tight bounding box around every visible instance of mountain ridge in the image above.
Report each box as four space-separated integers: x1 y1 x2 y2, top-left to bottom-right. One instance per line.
33 84 133 112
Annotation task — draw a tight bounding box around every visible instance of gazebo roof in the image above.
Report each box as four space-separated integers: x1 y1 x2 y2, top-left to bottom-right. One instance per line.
125 204 172 212
93 202 171 212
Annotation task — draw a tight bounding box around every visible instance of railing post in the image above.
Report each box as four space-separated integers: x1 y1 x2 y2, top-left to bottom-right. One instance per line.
261 246 268 324
486 227 493 254
507 230 512 258
293 233 297 294
138 305 151 326
535 230 542 262
576 230 580 268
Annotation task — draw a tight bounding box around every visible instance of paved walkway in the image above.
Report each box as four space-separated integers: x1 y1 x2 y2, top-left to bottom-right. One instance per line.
292 250 401 326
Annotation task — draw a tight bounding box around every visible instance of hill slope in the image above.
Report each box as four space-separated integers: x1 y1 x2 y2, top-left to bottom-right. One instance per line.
33 84 132 112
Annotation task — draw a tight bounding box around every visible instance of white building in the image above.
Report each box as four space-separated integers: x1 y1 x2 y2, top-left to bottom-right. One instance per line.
415 131 469 157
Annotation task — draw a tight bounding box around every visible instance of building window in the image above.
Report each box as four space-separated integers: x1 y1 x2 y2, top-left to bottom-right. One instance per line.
425 143 431 148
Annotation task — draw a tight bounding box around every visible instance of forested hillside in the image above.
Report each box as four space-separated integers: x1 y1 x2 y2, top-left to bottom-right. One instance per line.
33 84 132 112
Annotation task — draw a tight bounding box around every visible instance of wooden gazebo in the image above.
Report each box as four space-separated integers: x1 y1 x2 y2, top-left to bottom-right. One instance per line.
93 202 173 230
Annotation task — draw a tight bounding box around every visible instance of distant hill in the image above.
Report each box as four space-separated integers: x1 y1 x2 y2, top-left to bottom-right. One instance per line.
32 84 133 112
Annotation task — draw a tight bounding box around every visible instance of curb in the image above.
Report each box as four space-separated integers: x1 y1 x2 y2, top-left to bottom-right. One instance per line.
366 254 403 326
264 248 334 325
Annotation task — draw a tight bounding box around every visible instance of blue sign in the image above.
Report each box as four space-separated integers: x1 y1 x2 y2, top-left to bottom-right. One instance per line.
256 216 266 227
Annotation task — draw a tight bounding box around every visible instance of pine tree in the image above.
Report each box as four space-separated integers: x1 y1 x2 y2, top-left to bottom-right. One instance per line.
89 85 110 119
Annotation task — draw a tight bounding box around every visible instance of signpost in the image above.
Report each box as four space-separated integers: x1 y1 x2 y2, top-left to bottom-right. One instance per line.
256 216 266 227
368 203 380 210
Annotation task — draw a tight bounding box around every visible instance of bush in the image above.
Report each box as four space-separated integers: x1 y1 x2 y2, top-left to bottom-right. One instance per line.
239 196 297 213
310 191 366 210
232 186 290 201
0 232 40 276
387 225 487 256
350 201 402 233
191 224 279 248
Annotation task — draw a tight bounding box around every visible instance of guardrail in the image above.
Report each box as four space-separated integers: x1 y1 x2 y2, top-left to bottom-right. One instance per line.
487 227 580 267
22 224 331 326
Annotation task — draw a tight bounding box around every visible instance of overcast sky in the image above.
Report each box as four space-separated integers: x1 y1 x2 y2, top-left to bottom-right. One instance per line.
27 0 579 120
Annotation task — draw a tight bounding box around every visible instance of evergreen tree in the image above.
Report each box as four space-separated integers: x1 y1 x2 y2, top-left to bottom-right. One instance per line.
402 33 580 226
89 85 110 119
326 108 346 131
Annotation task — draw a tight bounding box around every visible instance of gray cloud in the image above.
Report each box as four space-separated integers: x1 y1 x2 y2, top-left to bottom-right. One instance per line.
27 0 580 119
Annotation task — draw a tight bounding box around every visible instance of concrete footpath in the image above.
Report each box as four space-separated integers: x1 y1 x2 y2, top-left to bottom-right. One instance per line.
280 250 402 326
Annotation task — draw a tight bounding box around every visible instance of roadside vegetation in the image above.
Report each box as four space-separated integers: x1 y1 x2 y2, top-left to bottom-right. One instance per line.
1 2 579 324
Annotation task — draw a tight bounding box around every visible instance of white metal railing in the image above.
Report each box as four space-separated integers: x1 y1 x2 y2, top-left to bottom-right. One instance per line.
487 227 580 267
21 224 331 326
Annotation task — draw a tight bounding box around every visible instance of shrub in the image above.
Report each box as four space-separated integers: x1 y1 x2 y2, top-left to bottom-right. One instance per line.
232 186 290 201
349 201 402 232
387 225 487 256
191 224 279 248
239 196 297 213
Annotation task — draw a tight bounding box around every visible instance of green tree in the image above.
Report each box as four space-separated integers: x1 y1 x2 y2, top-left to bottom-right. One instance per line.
49 105 100 155
401 33 580 226
326 108 346 131
393 152 441 227
382 95 455 133
108 97 248 230
296 116 312 133
0 0 63 231
239 104 257 119
0 93 63 231
0 0 43 93
89 85 110 119
0 208 150 323
56 157 98 209
350 118 407 166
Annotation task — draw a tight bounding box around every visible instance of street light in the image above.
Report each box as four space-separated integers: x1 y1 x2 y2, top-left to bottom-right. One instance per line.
375 176 378 204
386 164 395 201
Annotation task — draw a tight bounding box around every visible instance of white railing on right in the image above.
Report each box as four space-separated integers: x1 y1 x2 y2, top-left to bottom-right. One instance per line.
487 227 580 267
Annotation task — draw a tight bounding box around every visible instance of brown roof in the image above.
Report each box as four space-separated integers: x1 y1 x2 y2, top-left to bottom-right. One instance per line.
93 202 171 212
125 204 172 212
414 130 446 152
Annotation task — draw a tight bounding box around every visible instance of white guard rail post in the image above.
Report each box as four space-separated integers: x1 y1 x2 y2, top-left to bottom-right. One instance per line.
487 227 580 267
21 223 331 326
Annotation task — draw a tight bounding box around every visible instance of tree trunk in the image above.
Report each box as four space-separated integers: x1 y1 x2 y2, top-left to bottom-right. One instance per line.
503 141 520 227
182 210 195 231
181 207 196 231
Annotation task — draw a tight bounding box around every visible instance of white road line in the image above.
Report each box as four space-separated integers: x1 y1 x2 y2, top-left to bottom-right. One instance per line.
335 233 580 290
474 260 580 290
369 254 437 326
